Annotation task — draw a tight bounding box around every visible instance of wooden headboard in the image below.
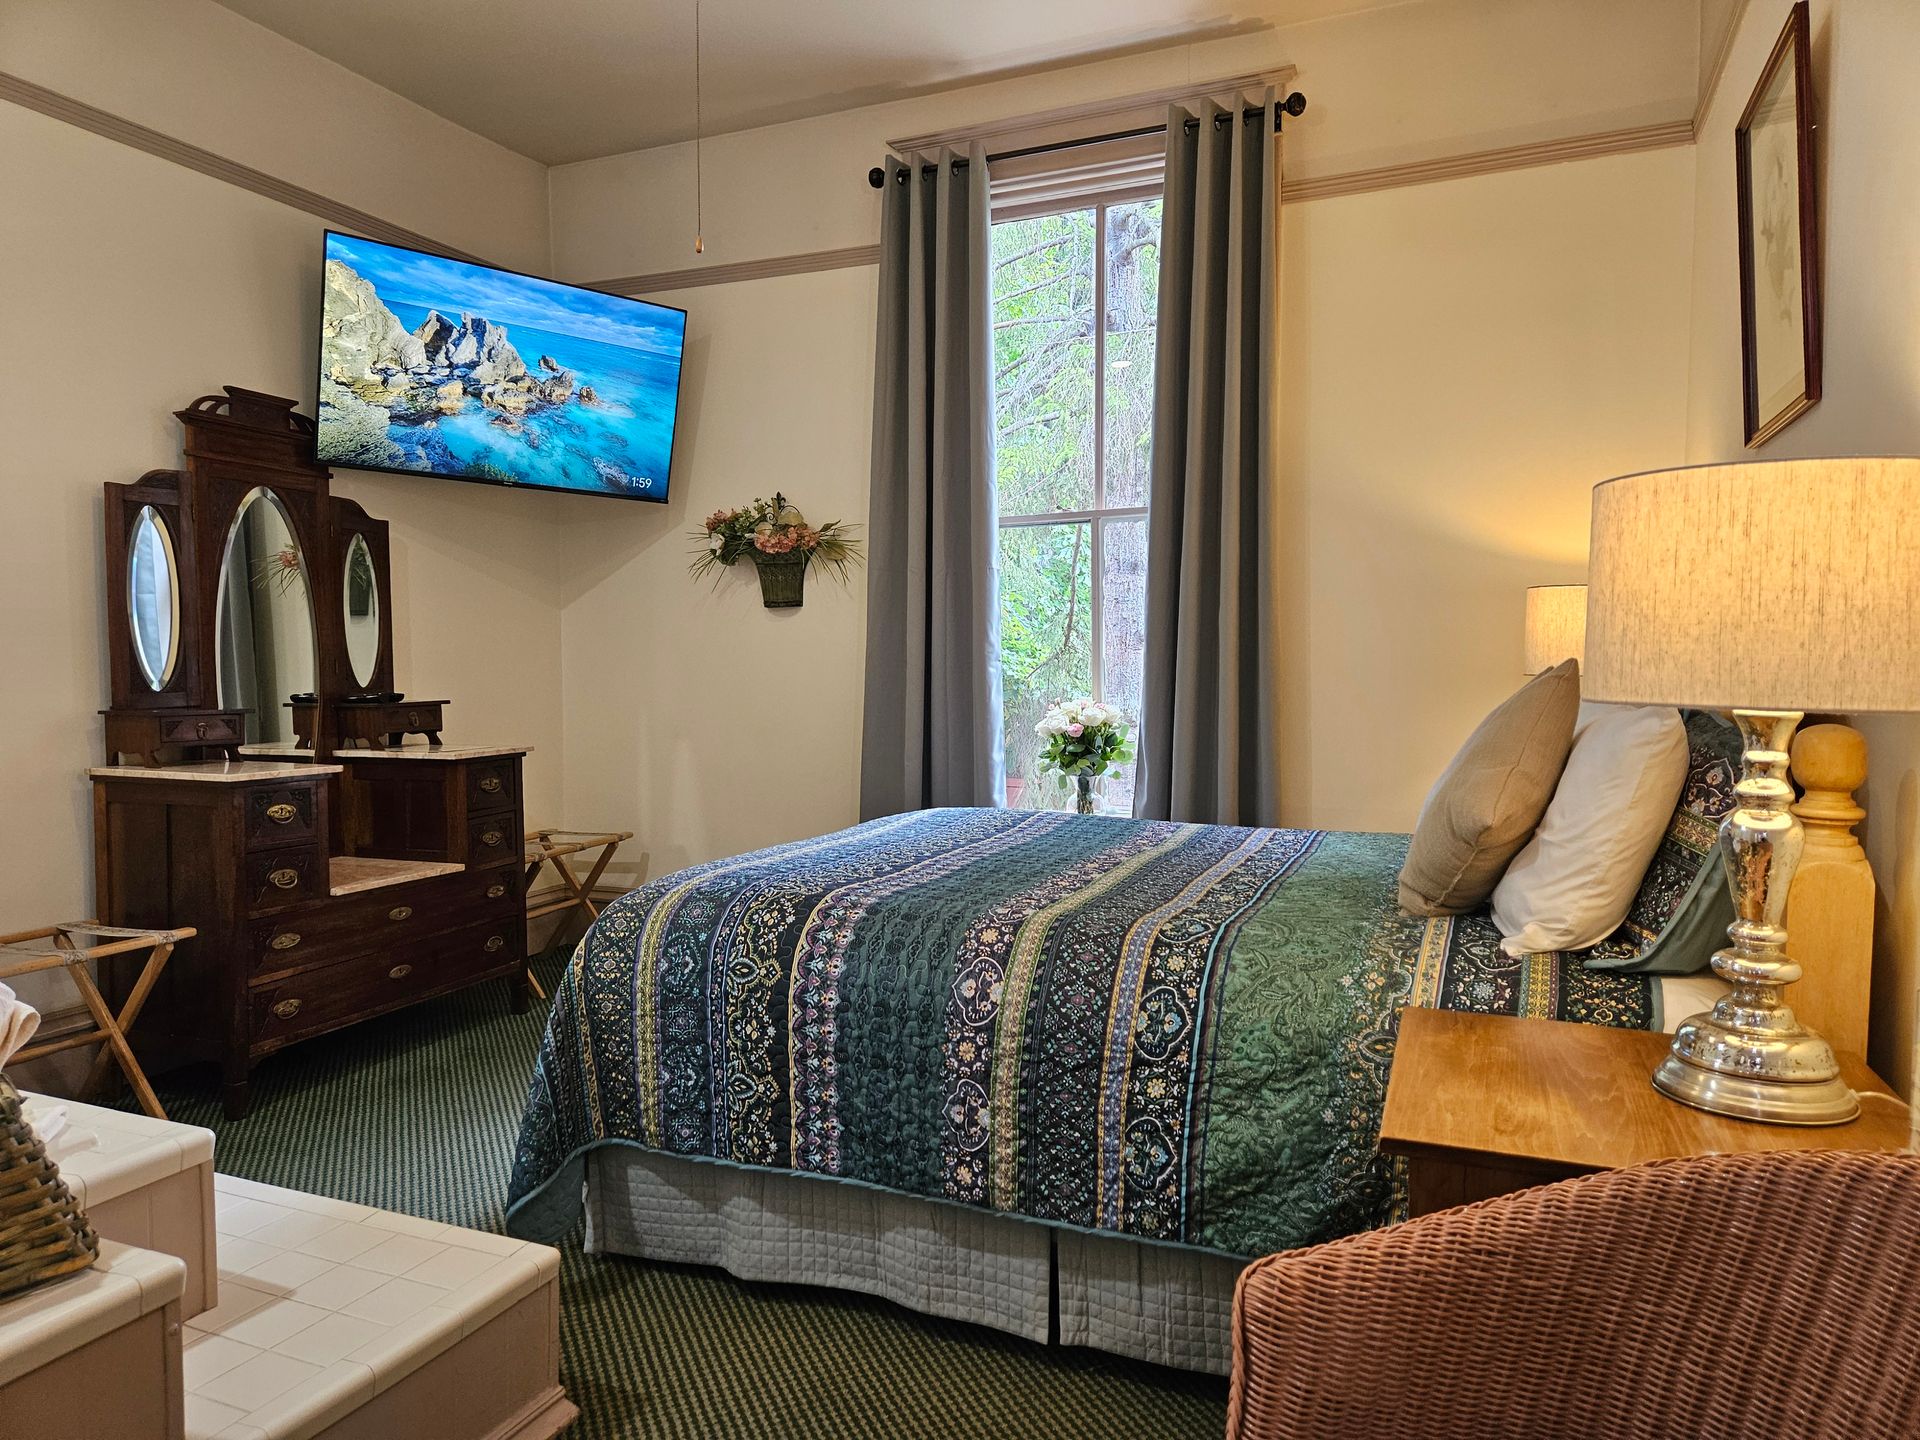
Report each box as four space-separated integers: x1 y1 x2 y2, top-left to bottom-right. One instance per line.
1784 723 1874 1061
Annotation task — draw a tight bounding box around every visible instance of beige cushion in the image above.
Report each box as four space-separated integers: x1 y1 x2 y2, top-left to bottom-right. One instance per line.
1490 705 1689 954
1397 660 1581 916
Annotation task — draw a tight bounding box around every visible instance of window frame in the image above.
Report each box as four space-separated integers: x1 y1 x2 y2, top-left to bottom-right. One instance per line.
991 188 1160 806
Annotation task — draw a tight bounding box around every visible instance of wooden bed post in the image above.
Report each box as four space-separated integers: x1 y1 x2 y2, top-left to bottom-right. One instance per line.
1784 722 1874 1061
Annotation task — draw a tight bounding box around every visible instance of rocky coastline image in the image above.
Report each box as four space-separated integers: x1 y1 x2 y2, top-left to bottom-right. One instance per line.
316 233 686 499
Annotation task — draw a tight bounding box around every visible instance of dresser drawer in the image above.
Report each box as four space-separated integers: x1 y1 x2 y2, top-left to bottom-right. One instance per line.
466 814 518 867
465 759 518 815
243 783 321 849
244 847 323 912
440 916 523 980
250 949 446 1046
249 867 520 974
158 711 243 746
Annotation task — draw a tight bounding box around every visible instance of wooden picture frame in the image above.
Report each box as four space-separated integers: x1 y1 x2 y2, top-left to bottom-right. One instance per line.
1736 0 1820 448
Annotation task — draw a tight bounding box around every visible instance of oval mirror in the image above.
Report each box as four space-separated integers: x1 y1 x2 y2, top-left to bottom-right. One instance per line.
342 533 380 688
215 488 317 745
127 505 180 690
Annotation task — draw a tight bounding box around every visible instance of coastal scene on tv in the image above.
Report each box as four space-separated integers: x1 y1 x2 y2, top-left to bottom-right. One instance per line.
317 233 686 500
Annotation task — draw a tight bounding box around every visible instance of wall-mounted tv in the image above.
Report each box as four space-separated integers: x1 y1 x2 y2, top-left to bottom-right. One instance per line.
315 231 686 502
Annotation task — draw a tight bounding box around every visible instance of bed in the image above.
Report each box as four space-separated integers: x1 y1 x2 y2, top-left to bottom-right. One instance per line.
506 714 1741 1373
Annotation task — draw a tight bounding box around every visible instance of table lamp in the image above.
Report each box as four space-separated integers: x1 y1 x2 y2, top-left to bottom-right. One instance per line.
1523 584 1587 674
1584 458 1920 1125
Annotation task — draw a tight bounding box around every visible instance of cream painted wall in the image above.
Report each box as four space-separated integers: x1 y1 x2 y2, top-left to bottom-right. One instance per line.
1277 147 1696 829
1679 0 1920 1092
0 105 569 994
549 0 1696 282
1 0 551 271
552 269 877 881
549 154 1696 875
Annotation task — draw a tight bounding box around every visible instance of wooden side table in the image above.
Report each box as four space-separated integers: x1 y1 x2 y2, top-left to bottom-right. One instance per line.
1379 1007 1911 1217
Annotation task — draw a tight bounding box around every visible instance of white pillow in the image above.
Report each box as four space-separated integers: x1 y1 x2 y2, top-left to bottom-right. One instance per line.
1491 705 1688 955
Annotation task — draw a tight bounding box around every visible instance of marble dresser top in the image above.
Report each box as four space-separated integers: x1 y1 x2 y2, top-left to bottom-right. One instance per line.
0 1240 185 1388
20 1090 215 1210
89 760 344 784
238 743 533 762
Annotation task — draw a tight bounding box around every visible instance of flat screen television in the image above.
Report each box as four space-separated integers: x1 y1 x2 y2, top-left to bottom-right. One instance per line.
315 231 687 502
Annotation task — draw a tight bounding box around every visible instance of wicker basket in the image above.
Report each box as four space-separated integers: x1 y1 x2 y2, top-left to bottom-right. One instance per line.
0 1073 99 1299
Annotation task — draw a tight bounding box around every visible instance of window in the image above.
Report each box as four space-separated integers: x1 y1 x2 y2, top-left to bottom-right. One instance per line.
992 197 1162 814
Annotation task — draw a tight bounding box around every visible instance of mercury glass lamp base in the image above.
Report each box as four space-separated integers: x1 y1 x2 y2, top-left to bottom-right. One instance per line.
1648 709 1861 1127
1653 1034 1860 1126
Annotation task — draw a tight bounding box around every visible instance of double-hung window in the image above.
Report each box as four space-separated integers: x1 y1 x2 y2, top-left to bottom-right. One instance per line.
991 194 1163 814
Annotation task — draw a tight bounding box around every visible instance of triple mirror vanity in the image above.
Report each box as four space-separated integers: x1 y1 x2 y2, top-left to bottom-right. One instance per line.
94 388 530 1117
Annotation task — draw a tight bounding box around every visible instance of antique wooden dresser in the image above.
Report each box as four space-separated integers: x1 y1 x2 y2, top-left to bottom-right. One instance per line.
93 388 531 1116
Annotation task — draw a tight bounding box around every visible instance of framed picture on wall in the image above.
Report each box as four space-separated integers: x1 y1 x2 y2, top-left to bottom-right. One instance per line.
1735 0 1820 448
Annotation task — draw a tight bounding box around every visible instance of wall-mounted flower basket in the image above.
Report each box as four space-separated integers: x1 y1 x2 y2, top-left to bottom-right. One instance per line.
689 492 862 612
753 550 807 608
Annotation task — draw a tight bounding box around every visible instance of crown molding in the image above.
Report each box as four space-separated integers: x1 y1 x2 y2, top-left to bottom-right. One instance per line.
588 244 883 296
1281 119 1695 204
5 65 1696 302
0 70 479 262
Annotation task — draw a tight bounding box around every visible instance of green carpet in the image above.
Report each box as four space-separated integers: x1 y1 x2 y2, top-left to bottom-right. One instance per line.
123 950 1228 1439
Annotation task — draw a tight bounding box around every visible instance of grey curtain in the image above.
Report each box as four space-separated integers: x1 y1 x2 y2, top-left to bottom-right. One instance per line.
1134 98 1279 826
859 145 1005 818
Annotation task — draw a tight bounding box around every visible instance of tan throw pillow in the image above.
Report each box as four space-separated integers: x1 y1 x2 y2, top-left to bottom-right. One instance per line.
1397 660 1581 916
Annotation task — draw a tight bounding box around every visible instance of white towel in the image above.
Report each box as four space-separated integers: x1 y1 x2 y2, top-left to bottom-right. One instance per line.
0 981 41 1068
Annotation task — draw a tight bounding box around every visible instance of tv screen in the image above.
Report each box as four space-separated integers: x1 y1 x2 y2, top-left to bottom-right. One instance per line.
315 231 686 502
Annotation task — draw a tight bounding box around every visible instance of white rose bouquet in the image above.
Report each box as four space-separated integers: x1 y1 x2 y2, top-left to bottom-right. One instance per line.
1035 699 1133 781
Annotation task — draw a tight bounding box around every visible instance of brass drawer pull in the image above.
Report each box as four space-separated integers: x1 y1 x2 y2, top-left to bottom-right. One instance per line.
268 867 300 890
484 935 505 953
388 963 413 980
272 998 302 1019
407 710 421 727
486 883 506 900
479 776 502 794
480 829 505 848
388 905 413 922
195 720 210 739
265 802 298 824
270 931 301 951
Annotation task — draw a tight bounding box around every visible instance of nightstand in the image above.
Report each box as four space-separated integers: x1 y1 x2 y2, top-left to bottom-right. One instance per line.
1379 1007 1911 1217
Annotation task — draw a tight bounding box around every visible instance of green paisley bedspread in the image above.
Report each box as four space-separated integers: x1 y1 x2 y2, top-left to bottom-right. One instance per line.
505 810 1657 1259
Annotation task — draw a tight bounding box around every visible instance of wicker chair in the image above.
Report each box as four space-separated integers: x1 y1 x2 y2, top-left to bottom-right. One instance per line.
1229 1151 1920 1440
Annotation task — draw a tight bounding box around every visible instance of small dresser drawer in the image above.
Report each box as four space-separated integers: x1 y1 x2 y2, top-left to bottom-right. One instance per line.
159 712 243 746
466 815 518 867
441 916 523 979
245 847 323 912
243 783 320 849
251 949 445 1045
465 759 518 815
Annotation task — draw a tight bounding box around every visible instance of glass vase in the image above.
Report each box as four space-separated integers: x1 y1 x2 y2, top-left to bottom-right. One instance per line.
1074 775 1096 815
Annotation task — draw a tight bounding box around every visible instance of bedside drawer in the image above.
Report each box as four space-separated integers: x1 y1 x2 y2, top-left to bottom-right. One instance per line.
158 712 242 746
441 916 523 979
465 759 518 815
243 783 320 849
244 847 323 912
466 815 517 867
251 950 446 1046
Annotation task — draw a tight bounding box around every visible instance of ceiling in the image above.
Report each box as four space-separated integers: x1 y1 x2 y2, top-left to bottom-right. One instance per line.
212 0 1402 165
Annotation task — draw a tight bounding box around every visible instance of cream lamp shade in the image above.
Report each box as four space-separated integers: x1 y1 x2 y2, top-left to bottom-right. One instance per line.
1584 459 1920 712
1523 584 1587 674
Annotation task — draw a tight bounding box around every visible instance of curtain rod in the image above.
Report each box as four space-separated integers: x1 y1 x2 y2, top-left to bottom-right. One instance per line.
865 92 1306 188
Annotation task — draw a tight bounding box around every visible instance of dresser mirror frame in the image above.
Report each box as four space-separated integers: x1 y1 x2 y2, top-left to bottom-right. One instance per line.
102 387 399 759
328 500 395 697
